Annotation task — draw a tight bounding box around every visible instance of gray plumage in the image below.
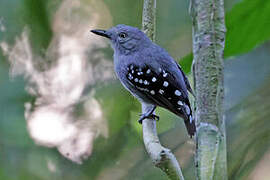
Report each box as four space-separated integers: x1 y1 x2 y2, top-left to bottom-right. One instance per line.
91 24 196 137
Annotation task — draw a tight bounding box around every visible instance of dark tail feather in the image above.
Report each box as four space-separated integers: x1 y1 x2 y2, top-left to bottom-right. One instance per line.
185 116 196 138
184 115 196 138
173 107 196 137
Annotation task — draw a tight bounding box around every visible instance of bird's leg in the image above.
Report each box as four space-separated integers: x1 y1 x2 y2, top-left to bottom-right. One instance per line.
138 105 159 124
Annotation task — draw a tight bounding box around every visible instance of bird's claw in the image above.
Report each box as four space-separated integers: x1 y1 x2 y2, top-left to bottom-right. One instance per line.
138 114 159 124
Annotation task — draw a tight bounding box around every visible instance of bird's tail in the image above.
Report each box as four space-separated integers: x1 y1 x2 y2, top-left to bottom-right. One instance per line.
184 114 196 138
173 106 196 137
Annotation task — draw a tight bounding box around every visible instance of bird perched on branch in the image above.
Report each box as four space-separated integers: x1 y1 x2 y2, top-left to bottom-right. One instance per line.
91 24 196 137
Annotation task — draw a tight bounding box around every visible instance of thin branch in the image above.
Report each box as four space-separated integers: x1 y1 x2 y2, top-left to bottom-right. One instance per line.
141 1 185 179
142 105 184 180
142 0 156 41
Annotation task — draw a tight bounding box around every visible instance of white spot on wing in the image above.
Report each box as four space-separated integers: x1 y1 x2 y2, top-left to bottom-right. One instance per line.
185 104 190 115
163 72 168 77
163 81 169 87
189 115 192 123
134 78 138 82
178 101 183 105
144 80 149 85
152 77 157 82
150 90 155 95
146 69 151 74
139 79 143 84
175 90 181 96
159 89 164 94
158 67 162 72
128 73 133 80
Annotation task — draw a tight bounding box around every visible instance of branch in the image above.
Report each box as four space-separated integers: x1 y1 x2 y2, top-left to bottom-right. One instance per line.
189 0 227 179
142 105 184 180
141 0 185 179
142 0 156 41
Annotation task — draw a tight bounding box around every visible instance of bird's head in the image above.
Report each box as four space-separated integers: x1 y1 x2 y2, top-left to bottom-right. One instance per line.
91 24 150 55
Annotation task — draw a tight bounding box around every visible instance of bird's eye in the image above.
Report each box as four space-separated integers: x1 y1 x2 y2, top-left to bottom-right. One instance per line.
119 32 127 39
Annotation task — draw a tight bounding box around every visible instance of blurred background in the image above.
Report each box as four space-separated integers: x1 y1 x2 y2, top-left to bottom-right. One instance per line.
0 0 270 179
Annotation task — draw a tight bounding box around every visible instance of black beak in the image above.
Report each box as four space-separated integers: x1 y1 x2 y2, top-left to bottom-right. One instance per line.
90 29 111 39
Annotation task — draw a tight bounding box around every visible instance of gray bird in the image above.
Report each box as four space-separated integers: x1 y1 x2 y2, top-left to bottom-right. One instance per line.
91 24 196 137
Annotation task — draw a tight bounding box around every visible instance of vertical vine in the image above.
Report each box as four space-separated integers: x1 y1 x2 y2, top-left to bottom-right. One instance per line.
189 0 227 179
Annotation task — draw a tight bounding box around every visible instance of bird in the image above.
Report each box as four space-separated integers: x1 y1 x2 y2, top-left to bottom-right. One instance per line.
91 24 196 137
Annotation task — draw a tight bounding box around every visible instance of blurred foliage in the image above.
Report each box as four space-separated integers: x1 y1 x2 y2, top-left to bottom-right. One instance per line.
224 0 270 57
21 0 53 54
180 0 270 74
0 0 270 180
103 0 143 27
227 77 270 179
96 82 137 135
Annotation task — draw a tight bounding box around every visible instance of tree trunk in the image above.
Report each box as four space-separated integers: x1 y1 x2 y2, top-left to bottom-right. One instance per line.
189 0 227 179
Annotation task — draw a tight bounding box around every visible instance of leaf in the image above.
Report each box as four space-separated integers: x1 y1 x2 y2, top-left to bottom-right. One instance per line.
179 0 270 74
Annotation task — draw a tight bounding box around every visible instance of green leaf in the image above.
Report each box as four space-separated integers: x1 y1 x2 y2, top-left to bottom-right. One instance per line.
179 53 193 74
224 0 270 57
179 0 270 74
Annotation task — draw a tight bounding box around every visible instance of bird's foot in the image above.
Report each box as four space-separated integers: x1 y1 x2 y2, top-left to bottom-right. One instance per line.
138 113 159 124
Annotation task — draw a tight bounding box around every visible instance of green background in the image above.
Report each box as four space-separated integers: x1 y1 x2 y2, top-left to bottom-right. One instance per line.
0 0 270 179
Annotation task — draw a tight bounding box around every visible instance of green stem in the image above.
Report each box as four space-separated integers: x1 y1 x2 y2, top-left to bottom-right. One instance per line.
189 0 227 179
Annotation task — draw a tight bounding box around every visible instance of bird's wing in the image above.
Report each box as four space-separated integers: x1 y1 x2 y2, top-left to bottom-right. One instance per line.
125 63 196 137
176 63 195 97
